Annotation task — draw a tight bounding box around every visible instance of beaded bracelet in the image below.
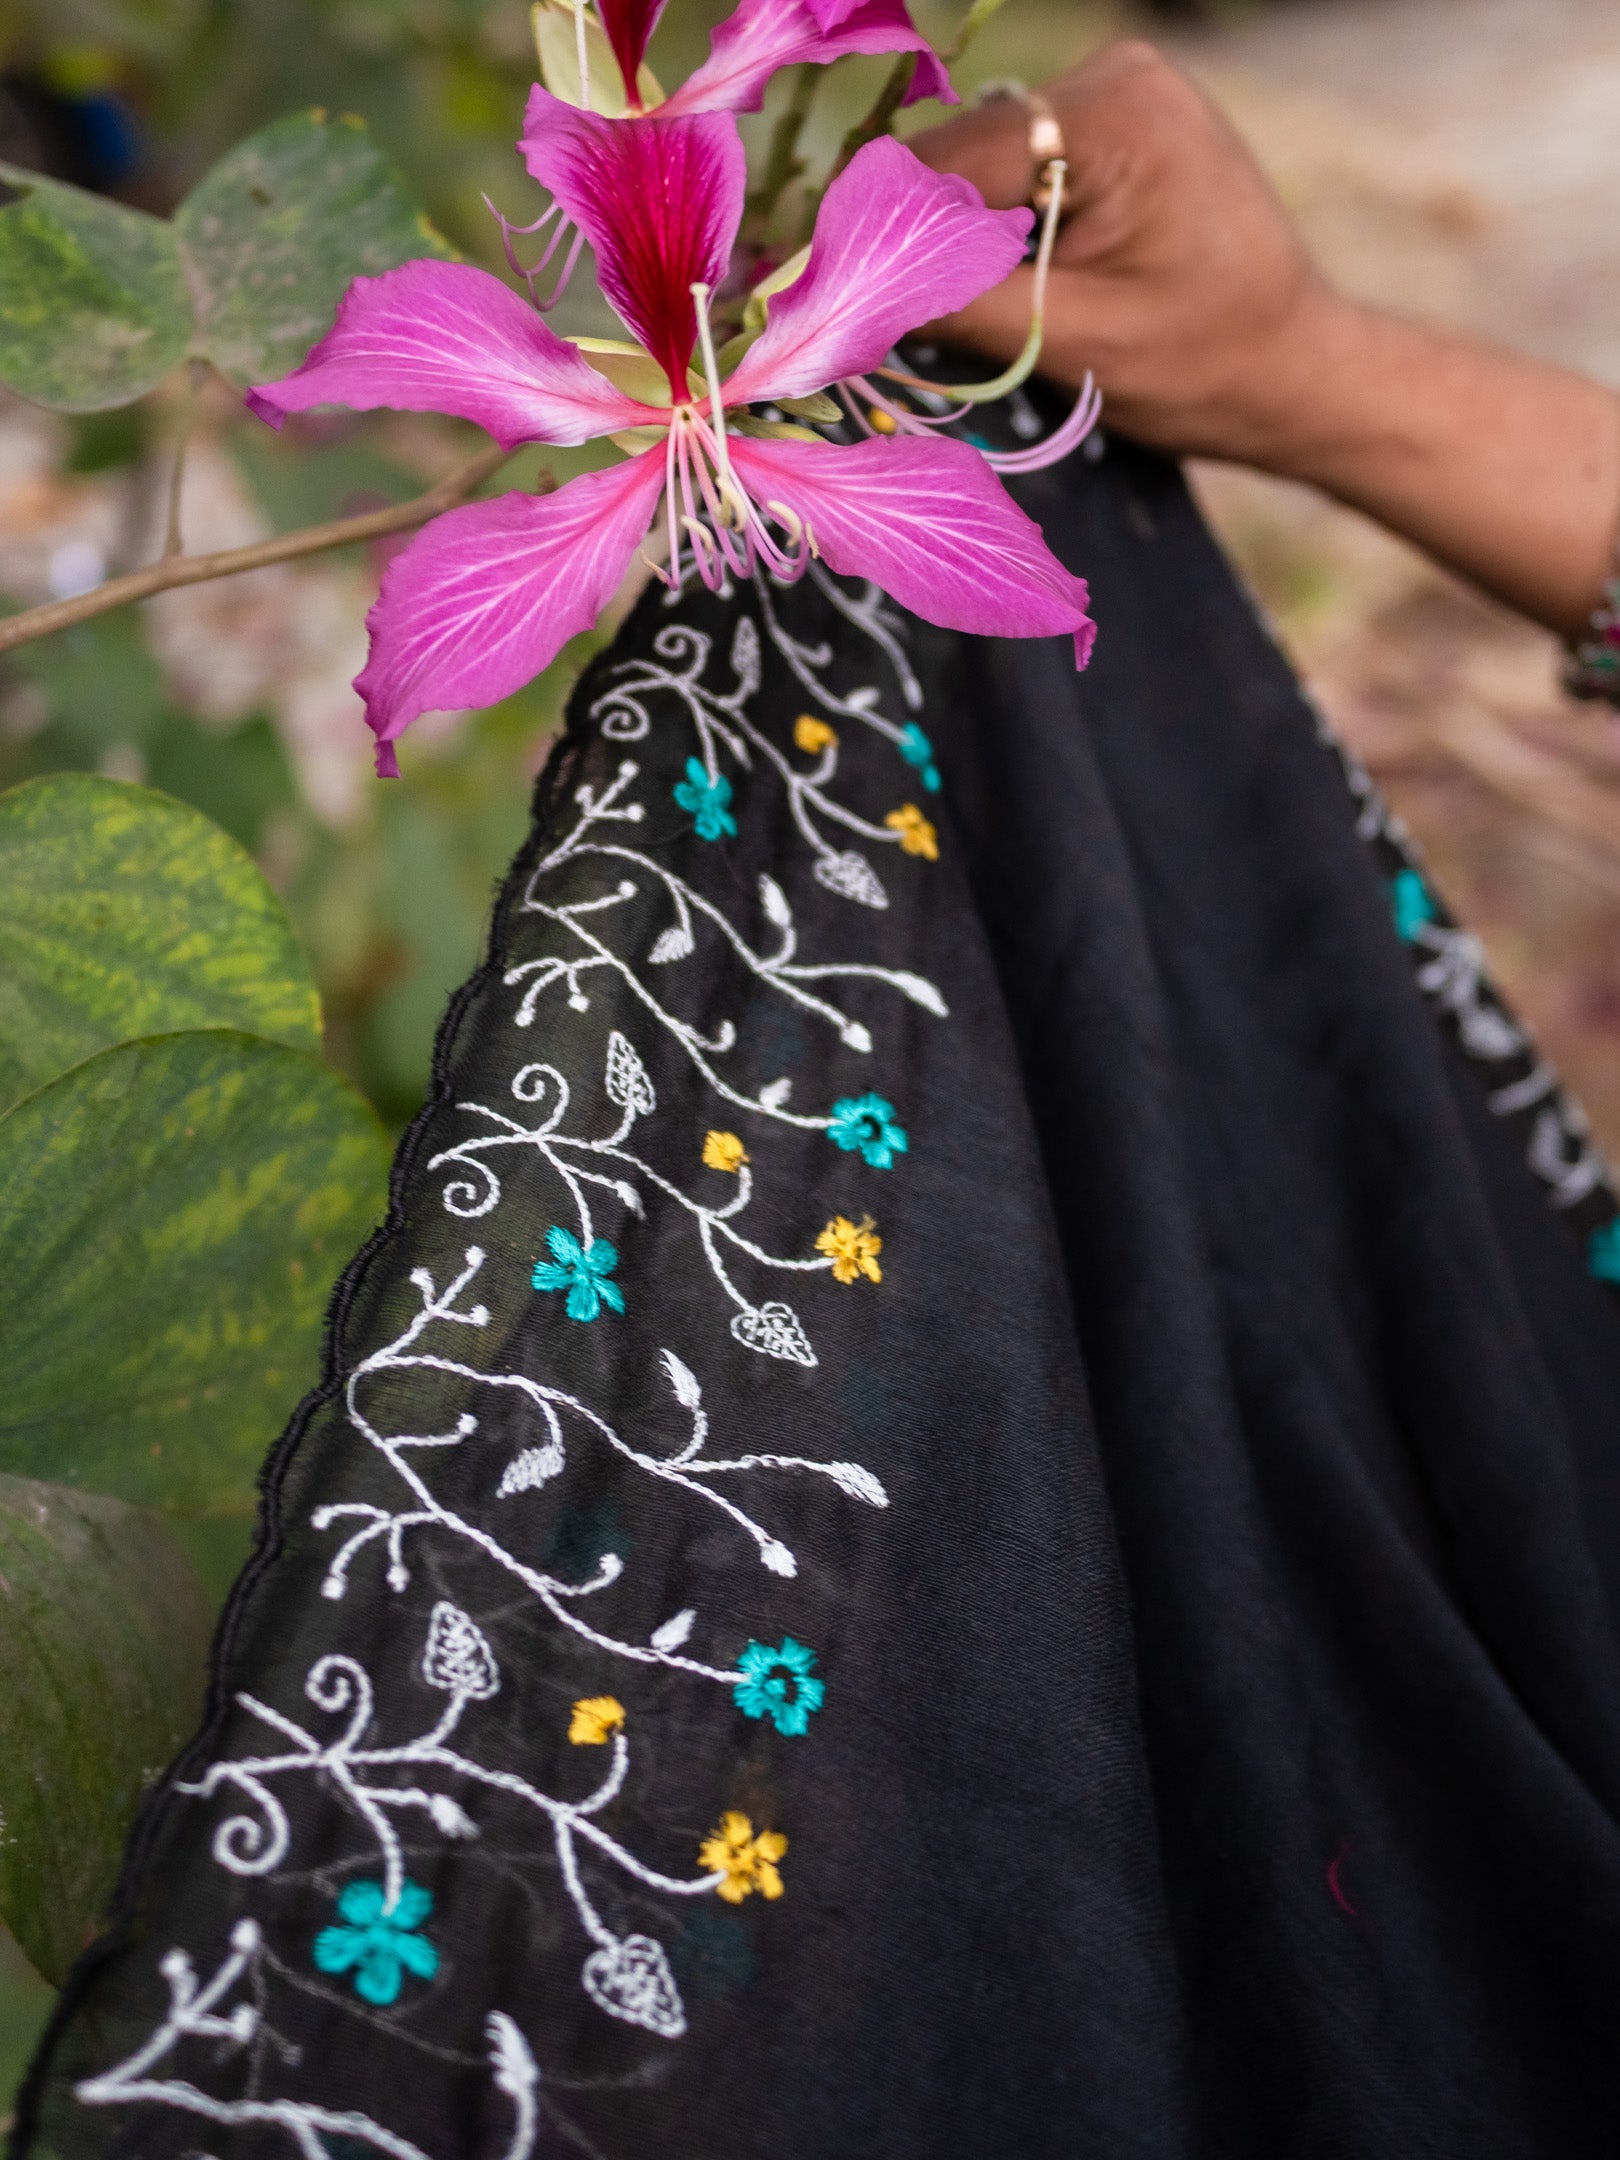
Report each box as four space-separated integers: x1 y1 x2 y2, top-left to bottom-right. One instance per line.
1565 572 1620 705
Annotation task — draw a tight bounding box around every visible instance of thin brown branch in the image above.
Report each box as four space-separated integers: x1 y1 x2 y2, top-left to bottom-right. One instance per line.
0 442 523 659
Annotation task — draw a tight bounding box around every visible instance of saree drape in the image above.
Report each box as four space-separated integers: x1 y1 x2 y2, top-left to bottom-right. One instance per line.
19 427 1620 2160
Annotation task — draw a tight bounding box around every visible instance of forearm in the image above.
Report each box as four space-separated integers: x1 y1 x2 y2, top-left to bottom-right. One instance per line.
1233 289 1620 640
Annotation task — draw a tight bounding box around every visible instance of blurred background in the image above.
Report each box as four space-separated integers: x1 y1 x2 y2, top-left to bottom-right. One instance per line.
3 0 1618 2112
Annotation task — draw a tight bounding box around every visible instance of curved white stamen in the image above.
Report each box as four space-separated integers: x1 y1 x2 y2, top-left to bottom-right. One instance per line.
980 373 1102 474
689 282 737 502
655 410 813 596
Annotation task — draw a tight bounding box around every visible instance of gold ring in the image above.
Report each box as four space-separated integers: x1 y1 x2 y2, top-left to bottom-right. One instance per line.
974 79 1071 214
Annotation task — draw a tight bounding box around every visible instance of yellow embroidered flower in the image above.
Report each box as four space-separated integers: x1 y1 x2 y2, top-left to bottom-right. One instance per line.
884 803 939 860
815 1213 883 1285
699 1811 788 1904
702 1129 749 1173
793 715 838 755
568 1696 625 1745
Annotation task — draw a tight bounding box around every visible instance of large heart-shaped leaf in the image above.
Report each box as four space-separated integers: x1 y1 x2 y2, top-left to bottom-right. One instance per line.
0 1474 212 1984
175 109 457 388
0 164 191 411
0 111 453 411
0 774 321 1116
0 1029 390 1517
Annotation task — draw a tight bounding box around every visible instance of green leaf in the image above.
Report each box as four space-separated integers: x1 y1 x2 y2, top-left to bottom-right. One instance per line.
0 774 321 1117
0 1030 390 1517
0 1474 212 1984
176 109 457 388
0 164 192 411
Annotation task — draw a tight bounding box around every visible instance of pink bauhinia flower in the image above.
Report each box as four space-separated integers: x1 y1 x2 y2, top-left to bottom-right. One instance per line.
249 121 1094 778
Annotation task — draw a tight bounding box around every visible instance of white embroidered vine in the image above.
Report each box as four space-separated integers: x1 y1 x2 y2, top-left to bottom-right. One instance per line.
75 570 943 2148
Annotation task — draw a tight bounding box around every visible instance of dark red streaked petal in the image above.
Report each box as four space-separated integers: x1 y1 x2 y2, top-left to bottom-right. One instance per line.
520 88 745 399
597 0 667 105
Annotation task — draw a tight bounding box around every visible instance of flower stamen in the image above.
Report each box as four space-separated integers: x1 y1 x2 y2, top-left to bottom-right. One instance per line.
481 195 585 312
689 281 736 500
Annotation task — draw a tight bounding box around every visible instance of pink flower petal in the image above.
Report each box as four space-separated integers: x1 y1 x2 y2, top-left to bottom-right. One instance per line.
727 432 1095 659
597 0 667 104
519 90 745 398
723 138 1029 407
662 0 957 118
355 450 667 774
246 260 651 447
903 44 955 106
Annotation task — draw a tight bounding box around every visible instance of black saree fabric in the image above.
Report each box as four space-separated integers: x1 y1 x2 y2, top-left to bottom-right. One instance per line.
18 435 1620 2159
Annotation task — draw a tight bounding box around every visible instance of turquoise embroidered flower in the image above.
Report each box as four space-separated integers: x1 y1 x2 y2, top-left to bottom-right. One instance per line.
313 1879 438 2006
898 722 941 793
1590 1221 1620 1285
827 1092 908 1169
673 757 738 841
532 1226 625 1321
1391 867 1437 943
734 1637 825 1737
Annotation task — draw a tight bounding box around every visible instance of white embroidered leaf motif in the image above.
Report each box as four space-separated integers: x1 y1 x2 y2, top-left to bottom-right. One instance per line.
760 1538 796 1577
730 615 762 696
758 1077 792 1110
604 1030 656 1116
428 1793 480 1837
822 1461 889 1506
486 2011 539 2104
730 1301 816 1367
660 1349 702 1411
891 971 948 1018
422 1602 500 1699
757 874 792 930
814 850 889 910
581 1935 686 2038
650 1608 695 1652
498 1440 564 1495
648 922 694 965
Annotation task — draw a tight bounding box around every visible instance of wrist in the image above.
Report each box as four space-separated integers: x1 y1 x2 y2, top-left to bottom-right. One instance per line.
1204 280 1385 484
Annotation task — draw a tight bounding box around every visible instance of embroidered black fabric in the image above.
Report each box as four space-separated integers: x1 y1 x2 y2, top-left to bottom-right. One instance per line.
18 431 1620 2160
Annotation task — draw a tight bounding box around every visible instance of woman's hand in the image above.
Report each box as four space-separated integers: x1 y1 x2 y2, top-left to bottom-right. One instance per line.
908 40 1334 469
909 41 1620 639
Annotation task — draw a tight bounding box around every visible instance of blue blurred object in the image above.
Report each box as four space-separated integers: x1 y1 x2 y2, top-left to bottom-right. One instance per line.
0 72 143 193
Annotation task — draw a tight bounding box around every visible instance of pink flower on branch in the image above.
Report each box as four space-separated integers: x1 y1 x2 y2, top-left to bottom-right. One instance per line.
250 123 1093 778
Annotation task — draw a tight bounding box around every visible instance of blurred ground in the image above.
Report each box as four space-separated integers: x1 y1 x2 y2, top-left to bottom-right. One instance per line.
1163 0 1620 1151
